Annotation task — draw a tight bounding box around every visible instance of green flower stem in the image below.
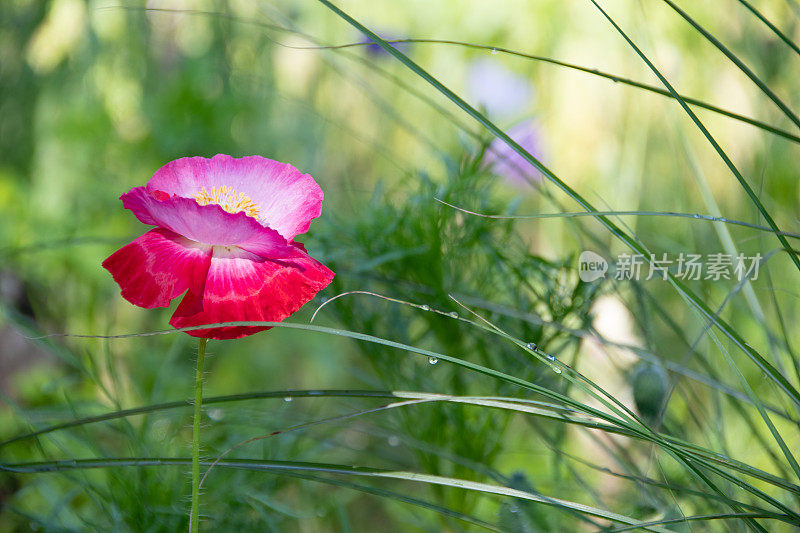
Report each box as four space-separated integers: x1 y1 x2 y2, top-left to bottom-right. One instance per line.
190 337 207 533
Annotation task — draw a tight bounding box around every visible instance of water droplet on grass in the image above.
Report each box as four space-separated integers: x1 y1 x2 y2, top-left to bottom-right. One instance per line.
388 435 401 447
491 48 499 55
545 354 555 362
448 312 458 319
420 305 430 311
428 357 439 365
525 342 537 350
284 396 292 402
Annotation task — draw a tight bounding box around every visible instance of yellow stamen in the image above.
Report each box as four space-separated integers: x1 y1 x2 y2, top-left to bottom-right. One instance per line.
194 185 261 219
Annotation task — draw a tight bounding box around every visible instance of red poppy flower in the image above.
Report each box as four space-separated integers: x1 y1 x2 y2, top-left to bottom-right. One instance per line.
103 154 334 339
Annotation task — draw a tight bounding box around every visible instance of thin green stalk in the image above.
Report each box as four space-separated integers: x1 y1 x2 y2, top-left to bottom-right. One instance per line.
324 38 800 144
737 0 800 58
124 6 800 145
4 457 799 529
662 0 800 131
434 199 800 240
0 389 397 448
190 338 207 533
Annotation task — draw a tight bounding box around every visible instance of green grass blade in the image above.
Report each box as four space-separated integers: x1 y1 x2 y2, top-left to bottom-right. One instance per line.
737 0 800 57
0 457 678 531
125 6 800 145
663 0 800 129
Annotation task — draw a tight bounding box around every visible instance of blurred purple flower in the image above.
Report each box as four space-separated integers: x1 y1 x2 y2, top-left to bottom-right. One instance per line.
361 33 409 56
467 58 533 119
483 120 544 186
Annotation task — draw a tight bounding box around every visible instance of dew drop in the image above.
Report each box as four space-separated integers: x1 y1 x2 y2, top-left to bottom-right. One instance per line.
207 408 224 421
420 305 430 311
448 312 459 319
525 342 537 350
545 353 555 362
388 435 401 447
491 48 499 55
428 356 439 365
552 366 562 374
284 396 293 402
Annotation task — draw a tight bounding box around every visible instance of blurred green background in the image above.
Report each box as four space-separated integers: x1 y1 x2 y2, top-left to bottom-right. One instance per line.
1 0 800 531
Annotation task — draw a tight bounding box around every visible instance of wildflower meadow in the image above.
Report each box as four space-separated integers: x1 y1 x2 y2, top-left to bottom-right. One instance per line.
1 1 800 532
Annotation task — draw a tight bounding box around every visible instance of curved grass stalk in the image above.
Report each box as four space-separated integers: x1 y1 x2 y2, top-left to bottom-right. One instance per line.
0 383 783 492
447 295 648 432
121 6 800 145
22 321 800 511
0 389 396 448
31 322 651 435
444 287 797 423
314 37 800 144
434 199 800 240
0 457 685 531
550 445 787 516
269 471 502 531
4 457 799 529
334 275 795 424
313 288 799 429
341 310 642 445
606 512 797 533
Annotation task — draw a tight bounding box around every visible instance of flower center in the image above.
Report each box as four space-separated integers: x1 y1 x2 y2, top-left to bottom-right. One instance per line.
194 186 261 219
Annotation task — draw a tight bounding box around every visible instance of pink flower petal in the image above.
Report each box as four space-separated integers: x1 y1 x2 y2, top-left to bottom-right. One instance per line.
102 228 212 308
169 245 334 339
120 186 298 257
145 154 323 241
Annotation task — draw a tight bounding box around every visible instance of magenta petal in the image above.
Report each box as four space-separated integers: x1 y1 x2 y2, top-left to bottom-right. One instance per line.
120 186 299 257
145 154 323 241
169 246 334 339
102 228 212 308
